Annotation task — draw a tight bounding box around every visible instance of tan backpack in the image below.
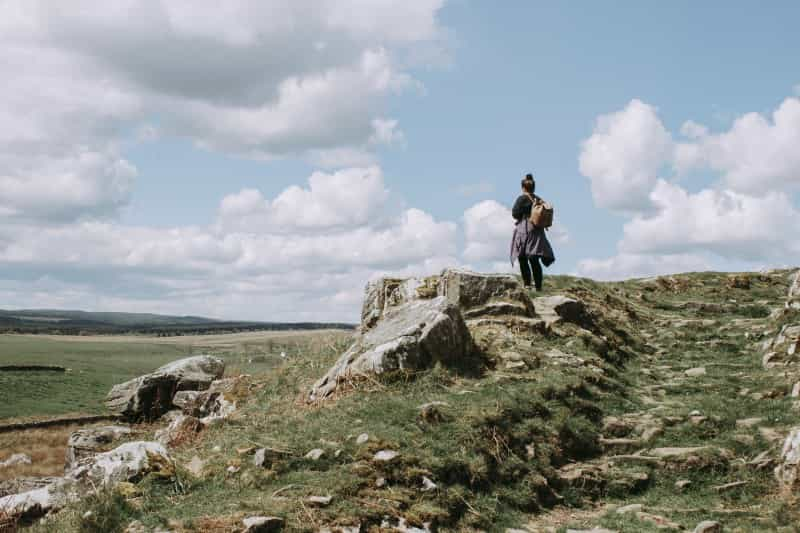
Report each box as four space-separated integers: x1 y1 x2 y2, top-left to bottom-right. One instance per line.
525 193 554 229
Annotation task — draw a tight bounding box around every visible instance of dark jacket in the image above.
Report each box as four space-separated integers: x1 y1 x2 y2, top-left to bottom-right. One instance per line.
512 193 540 221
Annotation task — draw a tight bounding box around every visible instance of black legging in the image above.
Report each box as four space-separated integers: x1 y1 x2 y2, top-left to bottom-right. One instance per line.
519 254 543 290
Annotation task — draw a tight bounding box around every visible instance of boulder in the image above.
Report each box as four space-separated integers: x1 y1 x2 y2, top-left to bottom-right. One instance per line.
788 270 800 309
68 441 174 489
0 477 78 523
310 269 538 400
1 441 173 523
177 375 246 424
243 516 284 532
310 296 473 401
105 355 225 421
65 425 132 471
693 521 722 533
533 295 588 327
776 427 800 492
0 453 31 469
154 413 203 446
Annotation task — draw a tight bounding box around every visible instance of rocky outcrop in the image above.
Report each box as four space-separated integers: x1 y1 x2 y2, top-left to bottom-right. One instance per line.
176 375 247 425
65 425 132 471
788 270 800 309
105 355 225 420
775 427 800 492
310 269 535 401
1 441 173 523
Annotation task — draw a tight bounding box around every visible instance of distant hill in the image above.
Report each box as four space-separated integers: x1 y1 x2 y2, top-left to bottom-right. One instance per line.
0 309 354 335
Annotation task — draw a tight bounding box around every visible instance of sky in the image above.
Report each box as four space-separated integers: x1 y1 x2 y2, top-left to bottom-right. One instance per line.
1 1 799 322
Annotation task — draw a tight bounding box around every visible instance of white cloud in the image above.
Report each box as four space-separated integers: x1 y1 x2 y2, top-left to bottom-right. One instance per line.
674 96 800 193
217 166 391 232
578 92 800 281
462 199 568 264
579 99 673 213
620 180 800 260
0 0 448 221
0 165 462 321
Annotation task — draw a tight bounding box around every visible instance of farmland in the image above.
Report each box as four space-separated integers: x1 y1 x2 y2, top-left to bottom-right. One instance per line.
0 330 353 421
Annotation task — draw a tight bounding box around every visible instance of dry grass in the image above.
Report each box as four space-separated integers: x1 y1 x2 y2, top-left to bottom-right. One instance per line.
0 424 83 480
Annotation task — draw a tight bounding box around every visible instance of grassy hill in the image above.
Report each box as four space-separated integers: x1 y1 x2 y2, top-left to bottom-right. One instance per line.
18 269 800 532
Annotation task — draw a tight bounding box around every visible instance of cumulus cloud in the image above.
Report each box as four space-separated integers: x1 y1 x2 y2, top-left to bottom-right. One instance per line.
0 0 448 221
0 165 462 321
674 96 800 193
579 99 673 213
620 180 800 260
578 92 800 280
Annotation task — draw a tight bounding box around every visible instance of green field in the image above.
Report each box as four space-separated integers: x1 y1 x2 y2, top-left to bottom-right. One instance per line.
0 330 351 421
0 336 192 420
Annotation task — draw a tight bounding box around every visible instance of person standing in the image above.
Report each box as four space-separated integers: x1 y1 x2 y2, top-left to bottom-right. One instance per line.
510 174 555 290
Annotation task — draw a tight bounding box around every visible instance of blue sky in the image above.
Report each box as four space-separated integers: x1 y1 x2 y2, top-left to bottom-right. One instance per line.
1 1 799 321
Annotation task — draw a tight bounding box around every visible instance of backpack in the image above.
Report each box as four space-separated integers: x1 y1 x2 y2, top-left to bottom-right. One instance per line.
525 193 554 229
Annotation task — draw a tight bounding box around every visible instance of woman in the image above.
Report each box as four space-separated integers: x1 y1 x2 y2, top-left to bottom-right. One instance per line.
510 174 555 290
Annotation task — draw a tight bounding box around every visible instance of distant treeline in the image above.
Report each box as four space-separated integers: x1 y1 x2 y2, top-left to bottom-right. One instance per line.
0 310 354 336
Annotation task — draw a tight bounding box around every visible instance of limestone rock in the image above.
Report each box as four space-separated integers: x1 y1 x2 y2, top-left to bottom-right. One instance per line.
105 355 225 421
787 270 800 309
533 295 588 326
243 516 284 532
65 425 132 471
178 375 246 424
310 269 545 400
635 512 681 530
68 441 174 489
154 413 203 446
305 449 325 461
685 367 706 377
616 503 643 514
1 441 173 523
0 477 60 498
373 450 400 462
693 521 722 533
776 427 800 492
0 453 31 469
311 290 471 401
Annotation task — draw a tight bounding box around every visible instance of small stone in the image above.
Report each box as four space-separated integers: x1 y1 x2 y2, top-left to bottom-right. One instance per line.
736 417 764 429
636 511 681 530
243 515 284 533
375 477 386 487
792 383 800 398
226 465 240 474
185 455 205 477
675 479 691 491
525 443 536 459
373 450 400 462
0 453 31 469
685 367 706 377
82 511 93 519
305 448 325 461
689 410 702 416
693 520 722 533
306 495 332 507
421 476 437 491
713 480 747 493
616 503 644 514
356 433 369 445
212 445 222 453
